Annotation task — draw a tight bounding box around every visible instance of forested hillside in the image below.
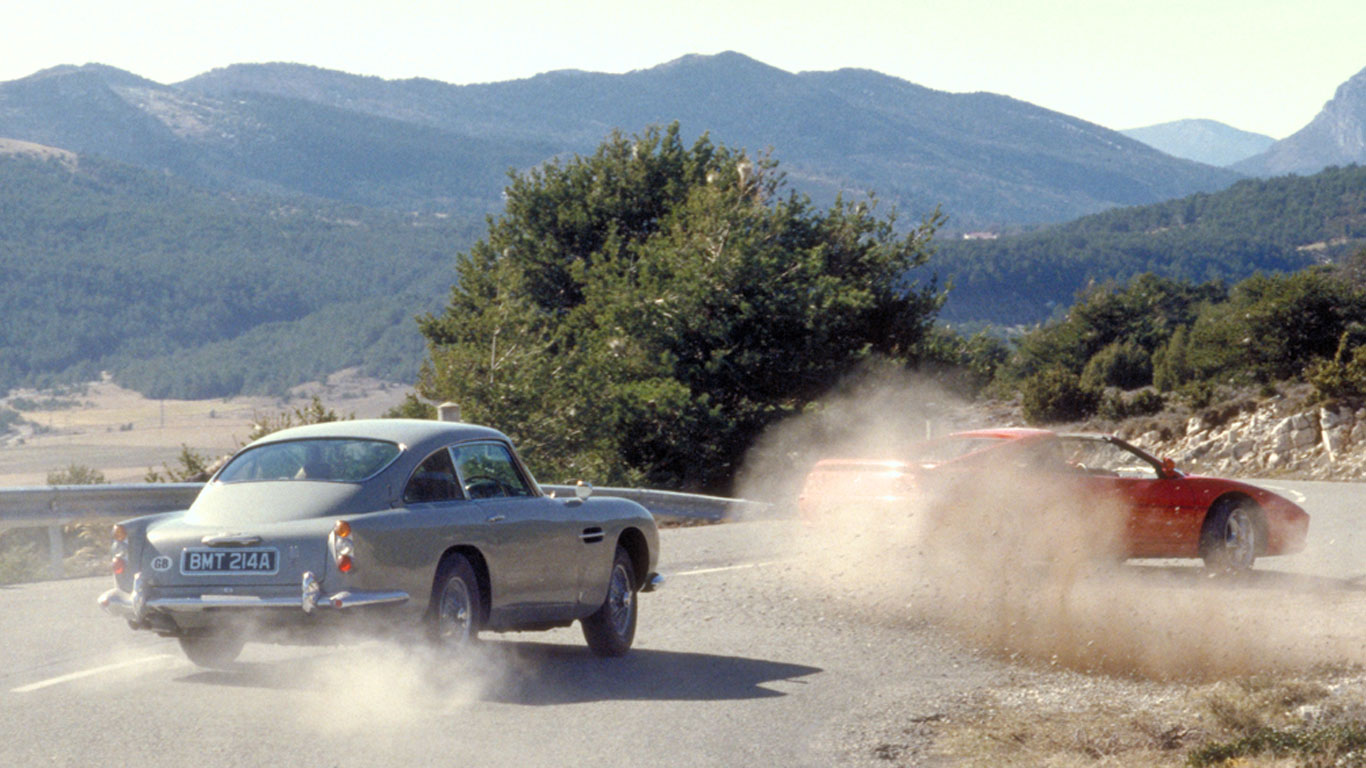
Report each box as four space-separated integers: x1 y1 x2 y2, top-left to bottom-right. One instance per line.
0 54 1240 228
935 164 1366 324
0 151 482 397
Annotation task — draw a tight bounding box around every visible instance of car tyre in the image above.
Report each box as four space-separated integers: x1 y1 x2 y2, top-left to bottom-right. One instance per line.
1201 499 1260 574
581 546 637 657
178 631 245 668
430 554 482 649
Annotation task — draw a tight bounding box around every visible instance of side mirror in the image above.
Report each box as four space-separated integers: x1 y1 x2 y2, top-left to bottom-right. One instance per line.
1161 457 1177 477
574 480 593 501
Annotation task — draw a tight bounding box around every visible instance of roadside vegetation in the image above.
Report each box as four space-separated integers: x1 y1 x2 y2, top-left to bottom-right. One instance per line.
984 255 1366 427
929 670 1366 767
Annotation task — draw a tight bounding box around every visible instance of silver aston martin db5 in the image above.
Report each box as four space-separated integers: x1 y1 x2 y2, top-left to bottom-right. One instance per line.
98 418 661 667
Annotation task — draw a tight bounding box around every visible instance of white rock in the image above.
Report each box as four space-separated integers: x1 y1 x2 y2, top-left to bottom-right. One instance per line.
1292 424 1319 449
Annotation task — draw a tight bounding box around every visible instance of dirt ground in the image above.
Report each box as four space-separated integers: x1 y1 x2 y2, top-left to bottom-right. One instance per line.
0 371 411 486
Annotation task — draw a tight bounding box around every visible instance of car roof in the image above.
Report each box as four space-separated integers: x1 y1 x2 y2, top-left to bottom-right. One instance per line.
248 418 510 453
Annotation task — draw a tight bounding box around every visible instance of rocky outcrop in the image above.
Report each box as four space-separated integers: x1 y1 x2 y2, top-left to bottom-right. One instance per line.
1235 66 1366 177
1130 400 1366 480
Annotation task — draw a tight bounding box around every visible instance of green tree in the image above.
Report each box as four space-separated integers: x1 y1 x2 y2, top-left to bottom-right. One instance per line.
1152 325 1191 392
415 124 944 491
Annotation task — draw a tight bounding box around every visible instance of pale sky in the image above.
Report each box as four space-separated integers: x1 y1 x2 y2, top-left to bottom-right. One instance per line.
4 0 1362 139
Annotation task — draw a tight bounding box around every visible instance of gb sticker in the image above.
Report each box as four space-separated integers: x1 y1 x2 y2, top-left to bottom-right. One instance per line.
150 555 172 572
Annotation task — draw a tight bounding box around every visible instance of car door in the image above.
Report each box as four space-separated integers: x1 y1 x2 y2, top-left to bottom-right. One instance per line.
449 441 583 618
1062 438 1203 557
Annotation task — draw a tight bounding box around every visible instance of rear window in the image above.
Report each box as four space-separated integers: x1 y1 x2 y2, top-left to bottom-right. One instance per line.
216 438 401 483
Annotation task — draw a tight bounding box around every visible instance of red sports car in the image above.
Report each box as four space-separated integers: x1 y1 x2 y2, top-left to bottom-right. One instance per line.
797 428 1309 572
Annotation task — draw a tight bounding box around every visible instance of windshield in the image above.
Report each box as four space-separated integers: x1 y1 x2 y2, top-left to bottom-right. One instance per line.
215 438 401 483
906 435 1007 465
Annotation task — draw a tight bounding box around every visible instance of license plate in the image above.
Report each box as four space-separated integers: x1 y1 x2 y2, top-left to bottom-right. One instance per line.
181 548 279 575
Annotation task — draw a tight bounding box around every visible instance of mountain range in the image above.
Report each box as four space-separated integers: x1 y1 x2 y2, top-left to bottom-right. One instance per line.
3 52 1366 400
1120 119 1274 167
1 52 1243 228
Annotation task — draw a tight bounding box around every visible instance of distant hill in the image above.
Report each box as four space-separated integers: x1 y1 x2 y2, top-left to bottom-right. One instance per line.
934 164 1366 325
0 149 482 398
1121 119 1274 167
0 64 559 212
1235 67 1366 176
0 53 1242 227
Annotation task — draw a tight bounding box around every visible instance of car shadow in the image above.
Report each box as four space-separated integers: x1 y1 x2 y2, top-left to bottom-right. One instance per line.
177 641 822 705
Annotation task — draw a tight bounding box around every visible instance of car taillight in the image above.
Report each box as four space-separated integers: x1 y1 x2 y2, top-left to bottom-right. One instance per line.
111 524 129 574
332 520 355 573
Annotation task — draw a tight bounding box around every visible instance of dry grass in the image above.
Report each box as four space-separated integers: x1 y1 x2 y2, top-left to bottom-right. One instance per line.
926 670 1366 767
0 372 410 485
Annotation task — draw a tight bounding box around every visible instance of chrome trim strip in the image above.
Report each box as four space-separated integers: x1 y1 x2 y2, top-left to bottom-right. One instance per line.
200 534 264 547
96 586 409 617
131 572 147 620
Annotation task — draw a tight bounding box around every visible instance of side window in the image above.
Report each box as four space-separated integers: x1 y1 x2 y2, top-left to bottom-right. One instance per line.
451 443 533 500
403 448 462 504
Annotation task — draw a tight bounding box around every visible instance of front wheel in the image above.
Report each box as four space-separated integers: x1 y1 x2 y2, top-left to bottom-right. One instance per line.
178 631 244 668
581 546 638 657
1201 500 1260 574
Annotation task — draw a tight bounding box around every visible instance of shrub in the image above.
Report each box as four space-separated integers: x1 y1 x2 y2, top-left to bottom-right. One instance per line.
46 464 108 485
1081 341 1152 390
1307 332 1366 401
1021 368 1102 425
1099 388 1166 420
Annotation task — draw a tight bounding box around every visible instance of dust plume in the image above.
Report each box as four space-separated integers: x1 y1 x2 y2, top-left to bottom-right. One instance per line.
736 367 1366 681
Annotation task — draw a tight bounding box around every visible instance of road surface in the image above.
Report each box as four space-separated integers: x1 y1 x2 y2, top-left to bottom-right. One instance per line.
1 479 1363 767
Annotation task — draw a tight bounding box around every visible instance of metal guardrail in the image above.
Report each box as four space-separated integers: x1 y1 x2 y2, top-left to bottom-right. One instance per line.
0 482 762 579
0 483 204 529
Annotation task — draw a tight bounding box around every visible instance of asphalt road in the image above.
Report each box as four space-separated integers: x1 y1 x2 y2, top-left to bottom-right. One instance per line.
2 479 1364 767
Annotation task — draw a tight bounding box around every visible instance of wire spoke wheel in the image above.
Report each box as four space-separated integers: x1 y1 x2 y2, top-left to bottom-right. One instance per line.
582 546 638 657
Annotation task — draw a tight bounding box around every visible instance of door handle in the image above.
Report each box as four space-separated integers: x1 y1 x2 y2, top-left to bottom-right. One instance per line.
486 514 506 523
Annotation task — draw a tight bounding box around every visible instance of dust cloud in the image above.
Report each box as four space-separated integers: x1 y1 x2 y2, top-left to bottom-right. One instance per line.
193 619 538 729
735 366 1366 681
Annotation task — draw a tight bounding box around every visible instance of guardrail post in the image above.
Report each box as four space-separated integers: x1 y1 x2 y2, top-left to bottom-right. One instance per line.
47 523 64 579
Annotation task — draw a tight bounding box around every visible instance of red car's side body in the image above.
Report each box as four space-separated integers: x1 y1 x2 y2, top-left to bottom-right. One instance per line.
797 428 1309 570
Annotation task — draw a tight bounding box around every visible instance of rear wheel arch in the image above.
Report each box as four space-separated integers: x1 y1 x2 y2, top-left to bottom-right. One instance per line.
431 546 491 625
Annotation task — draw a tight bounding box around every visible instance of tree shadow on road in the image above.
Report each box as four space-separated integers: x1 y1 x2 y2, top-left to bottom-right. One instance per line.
177 641 822 705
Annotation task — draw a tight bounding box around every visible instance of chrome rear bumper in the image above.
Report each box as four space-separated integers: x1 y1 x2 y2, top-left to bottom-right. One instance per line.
98 570 408 622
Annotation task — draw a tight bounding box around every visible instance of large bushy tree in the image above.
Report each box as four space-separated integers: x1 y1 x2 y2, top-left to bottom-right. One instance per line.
411 124 943 490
